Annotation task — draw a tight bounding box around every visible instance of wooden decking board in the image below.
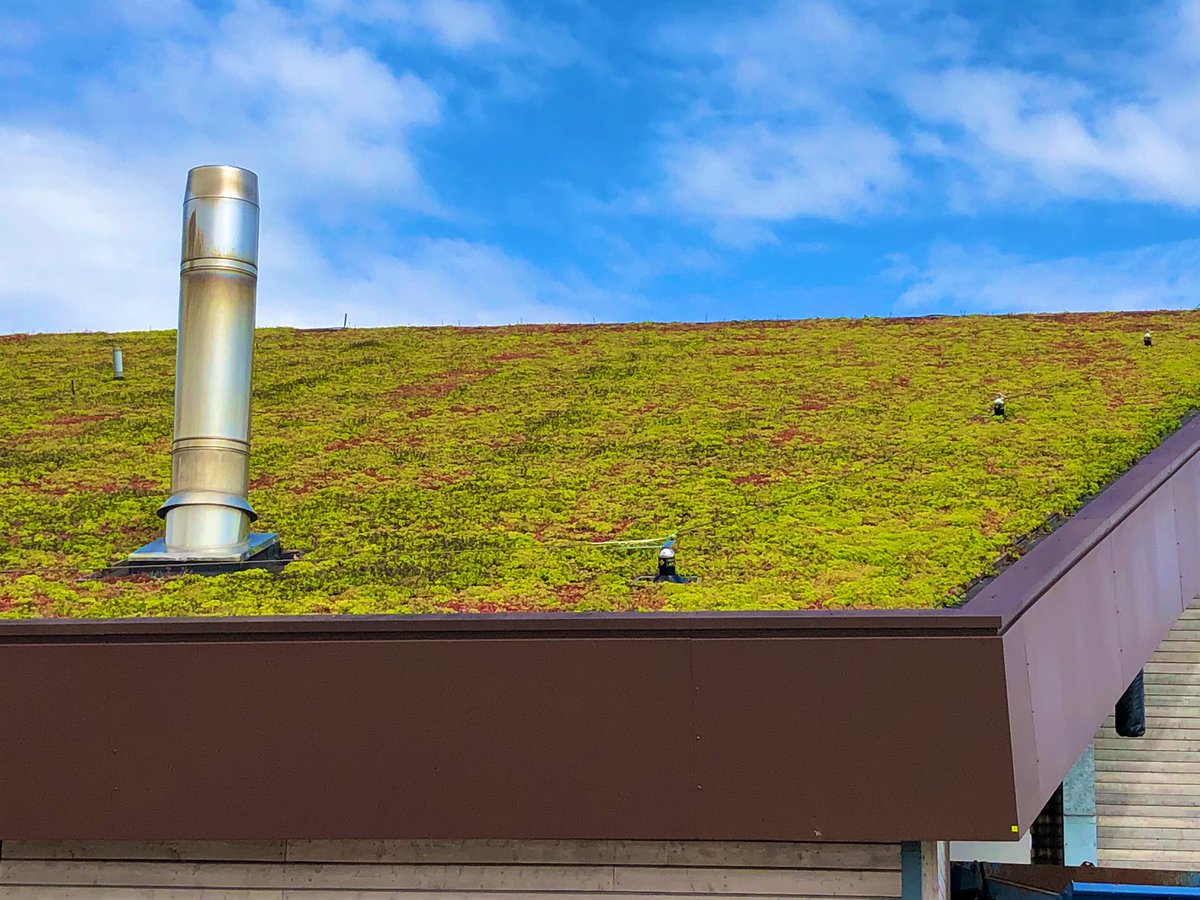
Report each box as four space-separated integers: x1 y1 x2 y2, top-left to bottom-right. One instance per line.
1096 849 1200 862
1100 725 1200 734
1099 763 1200 777
1135 663 1200 674
3 841 900 871
1097 773 1200 786
1098 805 1200 818
2 843 287 863
1094 742 1200 753
1145 652 1200 663
1097 727 1200 740
1098 830 1200 843
1099 821 1200 830
1100 838 1200 850
0 891 283 900
282 840 901 869
1096 858 1200 872
1131 679 1200 691
1108 710 1200 720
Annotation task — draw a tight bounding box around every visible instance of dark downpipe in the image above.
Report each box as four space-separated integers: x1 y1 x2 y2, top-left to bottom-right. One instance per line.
1114 669 1146 738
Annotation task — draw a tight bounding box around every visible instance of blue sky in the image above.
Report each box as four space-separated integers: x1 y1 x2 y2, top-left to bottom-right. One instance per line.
2 0 1200 332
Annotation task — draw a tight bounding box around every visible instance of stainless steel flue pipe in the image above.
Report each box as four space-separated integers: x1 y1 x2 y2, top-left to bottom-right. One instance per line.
156 165 261 558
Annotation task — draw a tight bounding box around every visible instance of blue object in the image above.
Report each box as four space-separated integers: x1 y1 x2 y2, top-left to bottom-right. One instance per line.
951 862 1200 900
1066 884 1200 900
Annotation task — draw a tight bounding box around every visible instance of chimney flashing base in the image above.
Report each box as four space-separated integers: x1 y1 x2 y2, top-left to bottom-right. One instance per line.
108 532 291 578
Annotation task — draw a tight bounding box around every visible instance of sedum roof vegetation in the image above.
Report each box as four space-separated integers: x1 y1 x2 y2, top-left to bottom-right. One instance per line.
0 310 1198 619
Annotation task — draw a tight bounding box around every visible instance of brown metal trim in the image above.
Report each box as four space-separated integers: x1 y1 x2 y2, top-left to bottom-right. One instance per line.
966 415 1200 628
0 610 1004 641
996 423 1200 829
0 630 1016 842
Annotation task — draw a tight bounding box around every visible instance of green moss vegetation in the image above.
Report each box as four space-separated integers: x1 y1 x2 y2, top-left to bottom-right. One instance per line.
0 311 1197 618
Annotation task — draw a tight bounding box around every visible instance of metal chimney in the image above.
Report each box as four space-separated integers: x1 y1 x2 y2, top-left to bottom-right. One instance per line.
125 165 279 567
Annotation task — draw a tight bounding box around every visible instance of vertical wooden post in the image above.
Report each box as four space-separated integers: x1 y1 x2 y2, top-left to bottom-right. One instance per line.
902 841 949 900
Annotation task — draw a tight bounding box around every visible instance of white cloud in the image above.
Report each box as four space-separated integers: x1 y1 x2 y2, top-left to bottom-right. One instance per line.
79 0 444 213
903 66 1200 207
657 1 895 111
412 0 506 49
301 238 602 328
258 232 603 329
652 0 1200 221
308 0 509 51
888 4 1200 209
0 126 178 333
893 240 1200 314
0 125 599 334
307 0 583 78
0 0 610 334
61 0 582 209
650 2 914 229
664 121 906 222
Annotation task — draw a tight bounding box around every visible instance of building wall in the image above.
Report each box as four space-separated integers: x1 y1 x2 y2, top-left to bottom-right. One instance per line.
0 839 903 898
1095 597 1200 869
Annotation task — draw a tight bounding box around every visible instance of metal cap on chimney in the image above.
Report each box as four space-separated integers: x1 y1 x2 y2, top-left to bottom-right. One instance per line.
122 165 282 570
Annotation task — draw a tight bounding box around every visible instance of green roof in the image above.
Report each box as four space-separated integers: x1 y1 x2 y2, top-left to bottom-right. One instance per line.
1 311 1197 618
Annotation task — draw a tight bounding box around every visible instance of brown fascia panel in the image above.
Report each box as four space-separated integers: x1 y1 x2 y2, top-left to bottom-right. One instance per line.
1 420 1198 842
972 419 1200 830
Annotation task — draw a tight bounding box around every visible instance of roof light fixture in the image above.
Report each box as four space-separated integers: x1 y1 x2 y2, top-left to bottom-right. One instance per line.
633 540 698 585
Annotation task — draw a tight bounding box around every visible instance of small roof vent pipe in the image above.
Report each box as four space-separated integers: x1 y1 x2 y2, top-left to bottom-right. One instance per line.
123 165 282 571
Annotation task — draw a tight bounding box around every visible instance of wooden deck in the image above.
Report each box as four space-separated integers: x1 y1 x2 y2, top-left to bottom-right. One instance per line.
1096 599 1200 869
